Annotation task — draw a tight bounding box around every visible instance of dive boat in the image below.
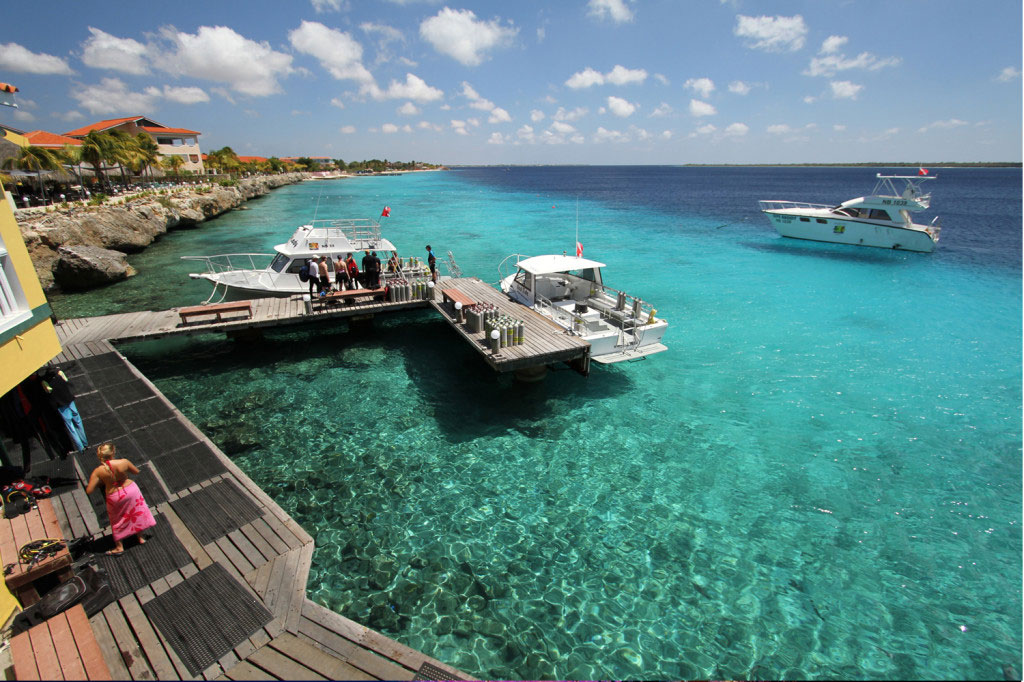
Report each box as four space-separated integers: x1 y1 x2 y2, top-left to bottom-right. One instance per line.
759 173 941 252
498 253 668 364
184 219 432 301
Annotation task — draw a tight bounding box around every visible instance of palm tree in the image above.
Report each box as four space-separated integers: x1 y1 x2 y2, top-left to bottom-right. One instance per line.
78 131 113 192
1 145 67 204
134 133 161 183
105 130 137 189
162 154 185 179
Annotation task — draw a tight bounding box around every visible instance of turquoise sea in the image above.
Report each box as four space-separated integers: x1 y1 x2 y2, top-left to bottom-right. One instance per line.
49 167 1022 680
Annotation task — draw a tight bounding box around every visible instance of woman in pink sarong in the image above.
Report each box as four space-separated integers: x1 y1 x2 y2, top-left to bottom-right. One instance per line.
85 442 156 555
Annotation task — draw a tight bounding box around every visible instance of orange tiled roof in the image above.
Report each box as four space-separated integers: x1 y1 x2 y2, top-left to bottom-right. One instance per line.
237 156 267 163
24 130 82 147
63 116 145 137
141 126 201 136
0 82 19 93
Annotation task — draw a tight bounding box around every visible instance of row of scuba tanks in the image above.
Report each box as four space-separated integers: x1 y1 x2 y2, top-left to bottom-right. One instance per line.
386 278 432 302
465 304 526 347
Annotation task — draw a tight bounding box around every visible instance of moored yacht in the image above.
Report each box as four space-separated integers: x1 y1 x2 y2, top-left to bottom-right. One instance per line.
759 173 941 252
498 253 668 364
184 218 431 301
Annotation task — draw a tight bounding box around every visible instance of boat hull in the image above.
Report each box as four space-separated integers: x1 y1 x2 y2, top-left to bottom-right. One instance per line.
765 211 936 252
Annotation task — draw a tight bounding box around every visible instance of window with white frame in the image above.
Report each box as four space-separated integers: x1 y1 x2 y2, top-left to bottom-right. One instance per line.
0 235 29 327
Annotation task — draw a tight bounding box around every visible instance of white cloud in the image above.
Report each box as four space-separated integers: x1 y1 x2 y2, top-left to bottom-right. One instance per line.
417 121 442 131
594 126 627 143
360 22 406 65
156 25 293 96
587 0 634 24
419 7 517 66
311 0 345 12
161 85 209 104
917 118 969 133
833 124 846 132
565 67 605 89
488 107 511 124
71 77 161 114
330 97 345 109
689 99 716 117
724 122 749 137
0 42 73 75
650 102 673 117
766 124 793 135
487 132 506 144
565 64 646 89
660 130 672 140
59 111 85 122
550 121 576 134
606 95 636 117
803 95 817 104
381 123 399 133
289 21 374 86
734 15 807 52
553 106 588 122
451 119 469 135
830 80 862 99
691 124 716 137
606 64 647 85
81 28 149 75
805 36 901 77
516 125 535 142
397 101 420 116
530 109 545 122
820 35 848 54
653 73 670 86
728 80 751 95
460 81 511 123
996 66 1021 82
684 77 715 99
369 73 444 102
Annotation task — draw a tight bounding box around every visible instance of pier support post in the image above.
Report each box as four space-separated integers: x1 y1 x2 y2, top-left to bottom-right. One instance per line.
227 328 264 343
514 365 548 383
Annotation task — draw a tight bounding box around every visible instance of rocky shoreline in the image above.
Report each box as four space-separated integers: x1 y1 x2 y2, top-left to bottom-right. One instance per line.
17 172 306 291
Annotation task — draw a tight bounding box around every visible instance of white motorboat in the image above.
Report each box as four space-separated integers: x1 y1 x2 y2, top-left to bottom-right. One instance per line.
498 253 668 364
759 173 941 252
184 219 432 301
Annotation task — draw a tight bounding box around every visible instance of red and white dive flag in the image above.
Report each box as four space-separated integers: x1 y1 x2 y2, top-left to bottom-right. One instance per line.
918 168 929 176
576 241 583 257
381 206 391 217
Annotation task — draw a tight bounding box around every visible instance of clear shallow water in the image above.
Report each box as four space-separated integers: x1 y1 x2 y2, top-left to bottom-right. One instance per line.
56 168 1021 679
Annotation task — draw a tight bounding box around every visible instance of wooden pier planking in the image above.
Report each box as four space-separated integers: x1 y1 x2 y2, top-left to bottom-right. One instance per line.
430 277 591 373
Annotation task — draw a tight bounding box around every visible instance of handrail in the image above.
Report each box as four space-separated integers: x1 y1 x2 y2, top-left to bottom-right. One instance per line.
181 253 275 275
759 200 832 211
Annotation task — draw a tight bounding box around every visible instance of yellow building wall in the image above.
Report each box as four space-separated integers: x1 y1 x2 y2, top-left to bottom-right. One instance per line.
0 178 61 396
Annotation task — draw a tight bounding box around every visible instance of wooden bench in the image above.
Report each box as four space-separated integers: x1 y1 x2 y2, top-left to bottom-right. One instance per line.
1 498 73 607
441 288 475 309
315 287 386 307
9 604 112 680
178 301 253 325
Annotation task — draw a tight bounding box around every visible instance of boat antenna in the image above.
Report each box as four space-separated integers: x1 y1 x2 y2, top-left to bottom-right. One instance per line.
575 196 579 257
311 186 324 223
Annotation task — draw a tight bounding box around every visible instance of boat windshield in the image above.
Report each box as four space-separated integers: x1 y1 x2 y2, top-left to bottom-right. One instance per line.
567 268 600 283
270 253 290 273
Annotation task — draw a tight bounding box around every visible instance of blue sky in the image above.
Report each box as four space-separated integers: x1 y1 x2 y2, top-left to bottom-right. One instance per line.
1 0 1021 164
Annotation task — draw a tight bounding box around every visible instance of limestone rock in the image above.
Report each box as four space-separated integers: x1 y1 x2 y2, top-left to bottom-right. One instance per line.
54 245 134 291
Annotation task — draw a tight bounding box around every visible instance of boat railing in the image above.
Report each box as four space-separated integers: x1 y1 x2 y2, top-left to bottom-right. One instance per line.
305 219 382 244
181 253 275 275
759 200 832 212
534 293 579 331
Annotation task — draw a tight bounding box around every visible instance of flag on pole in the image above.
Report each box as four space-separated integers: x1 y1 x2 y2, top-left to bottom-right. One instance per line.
576 241 583 257
918 168 929 176
381 206 391 217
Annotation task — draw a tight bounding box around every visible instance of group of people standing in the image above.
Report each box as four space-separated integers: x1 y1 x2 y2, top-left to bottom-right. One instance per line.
305 251 382 297
305 245 439 297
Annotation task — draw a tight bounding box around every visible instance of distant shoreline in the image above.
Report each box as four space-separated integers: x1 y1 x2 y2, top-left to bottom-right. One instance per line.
449 162 1021 168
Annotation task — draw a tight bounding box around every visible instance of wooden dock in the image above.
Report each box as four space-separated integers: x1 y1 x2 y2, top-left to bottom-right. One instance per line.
429 277 591 376
4 338 473 681
55 293 429 348
55 278 592 377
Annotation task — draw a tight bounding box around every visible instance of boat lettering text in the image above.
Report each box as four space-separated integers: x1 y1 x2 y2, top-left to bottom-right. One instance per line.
881 199 908 206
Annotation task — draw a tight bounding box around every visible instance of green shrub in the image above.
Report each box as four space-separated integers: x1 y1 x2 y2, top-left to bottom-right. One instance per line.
218 179 238 187
88 193 108 206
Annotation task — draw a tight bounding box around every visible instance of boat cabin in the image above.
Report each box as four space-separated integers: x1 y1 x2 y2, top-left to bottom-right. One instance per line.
507 255 606 305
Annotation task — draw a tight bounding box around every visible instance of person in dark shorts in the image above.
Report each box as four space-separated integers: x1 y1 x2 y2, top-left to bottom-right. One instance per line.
426 245 437 282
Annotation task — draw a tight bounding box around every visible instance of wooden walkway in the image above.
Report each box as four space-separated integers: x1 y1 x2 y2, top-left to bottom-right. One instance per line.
55 294 428 348
21 339 472 681
430 277 591 375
